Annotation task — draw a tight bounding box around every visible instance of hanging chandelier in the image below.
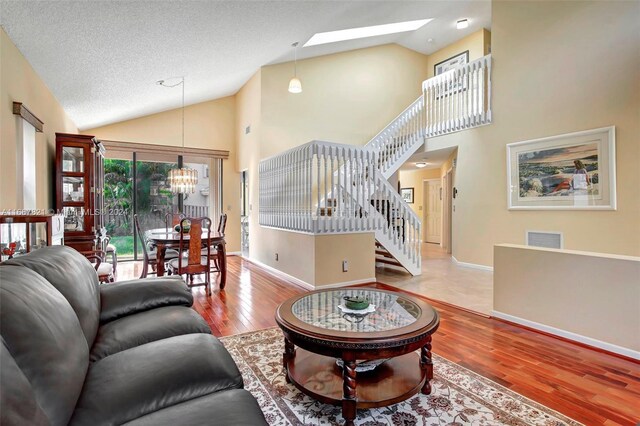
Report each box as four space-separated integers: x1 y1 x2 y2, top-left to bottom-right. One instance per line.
158 77 197 194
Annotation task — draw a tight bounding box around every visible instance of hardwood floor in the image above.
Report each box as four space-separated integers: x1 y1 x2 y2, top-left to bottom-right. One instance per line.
116 257 639 425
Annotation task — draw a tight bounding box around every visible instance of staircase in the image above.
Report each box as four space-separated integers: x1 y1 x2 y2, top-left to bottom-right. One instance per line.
259 54 492 276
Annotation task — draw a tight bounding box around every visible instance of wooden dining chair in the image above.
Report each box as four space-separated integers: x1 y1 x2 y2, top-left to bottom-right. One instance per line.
82 250 115 283
134 214 179 279
202 213 227 272
168 217 212 296
165 212 186 231
103 235 118 273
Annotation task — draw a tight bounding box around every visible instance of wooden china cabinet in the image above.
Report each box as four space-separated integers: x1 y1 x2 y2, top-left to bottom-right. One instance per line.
55 133 106 251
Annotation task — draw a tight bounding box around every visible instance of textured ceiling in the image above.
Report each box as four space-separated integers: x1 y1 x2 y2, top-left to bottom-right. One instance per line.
0 1 490 130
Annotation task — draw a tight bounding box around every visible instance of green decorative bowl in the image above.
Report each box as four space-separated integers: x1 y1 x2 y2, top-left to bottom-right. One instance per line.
343 296 370 310
174 223 191 233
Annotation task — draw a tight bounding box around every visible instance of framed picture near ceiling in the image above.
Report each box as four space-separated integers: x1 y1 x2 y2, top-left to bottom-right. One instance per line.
506 126 616 210
433 50 469 98
434 50 469 76
400 188 414 204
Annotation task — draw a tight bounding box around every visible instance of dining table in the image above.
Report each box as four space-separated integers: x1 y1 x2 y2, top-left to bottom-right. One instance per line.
145 228 227 289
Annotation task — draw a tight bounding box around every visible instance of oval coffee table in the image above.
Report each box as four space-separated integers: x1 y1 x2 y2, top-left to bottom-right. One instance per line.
275 287 440 426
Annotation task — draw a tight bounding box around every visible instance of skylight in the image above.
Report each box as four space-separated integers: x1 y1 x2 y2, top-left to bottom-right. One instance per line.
303 19 433 47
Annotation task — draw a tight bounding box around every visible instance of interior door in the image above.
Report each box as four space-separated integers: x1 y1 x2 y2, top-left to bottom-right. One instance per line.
425 180 442 244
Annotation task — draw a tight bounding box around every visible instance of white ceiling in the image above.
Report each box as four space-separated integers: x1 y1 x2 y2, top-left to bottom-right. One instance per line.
0 1 490 130
399 146 457 171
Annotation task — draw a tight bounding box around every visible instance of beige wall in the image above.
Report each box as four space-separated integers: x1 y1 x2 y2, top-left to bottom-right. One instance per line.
426 29 490 79
86 96 242 252
398 168 441 217
494 244 640 357
255 229 375 287
426 1 640 266
0 28 78 210
235 71 262 261
315 233 375 286
260 44 429 158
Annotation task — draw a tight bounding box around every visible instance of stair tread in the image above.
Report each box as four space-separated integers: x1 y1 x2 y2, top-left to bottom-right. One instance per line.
375 249 394 258
375 257 403 267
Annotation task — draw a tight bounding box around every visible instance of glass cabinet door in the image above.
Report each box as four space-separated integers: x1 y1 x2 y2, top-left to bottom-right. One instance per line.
62 176 85 202
29 222 48 251
63 207 85 232
62 146 85 172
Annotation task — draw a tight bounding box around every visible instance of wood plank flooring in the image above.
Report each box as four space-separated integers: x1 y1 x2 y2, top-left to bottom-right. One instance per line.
116 257 639 425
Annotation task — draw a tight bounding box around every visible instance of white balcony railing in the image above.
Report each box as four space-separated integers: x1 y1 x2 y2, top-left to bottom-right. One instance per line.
423 54 492 137
259 140 378 234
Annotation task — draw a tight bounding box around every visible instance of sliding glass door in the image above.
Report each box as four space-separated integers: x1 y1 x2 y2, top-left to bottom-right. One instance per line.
103 151 134 260
134 153 180 259
104 148 222 261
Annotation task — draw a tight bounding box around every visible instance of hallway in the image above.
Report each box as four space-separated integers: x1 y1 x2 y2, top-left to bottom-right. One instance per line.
375 243 493 315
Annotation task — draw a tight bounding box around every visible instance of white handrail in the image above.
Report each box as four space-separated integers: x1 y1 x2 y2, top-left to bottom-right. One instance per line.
365 95 424 177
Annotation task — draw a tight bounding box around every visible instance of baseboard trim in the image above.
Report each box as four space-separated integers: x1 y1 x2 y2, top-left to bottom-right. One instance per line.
243 257 314 290
316 278 378 289
452 256 494 272
491 310 640 361
243 257 377 291
226 251 242 256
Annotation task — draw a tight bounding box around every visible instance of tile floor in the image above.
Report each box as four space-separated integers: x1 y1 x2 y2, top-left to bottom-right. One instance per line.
375 243 494 315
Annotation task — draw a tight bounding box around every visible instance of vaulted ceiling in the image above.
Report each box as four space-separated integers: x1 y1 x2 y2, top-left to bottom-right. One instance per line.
0 1 490 130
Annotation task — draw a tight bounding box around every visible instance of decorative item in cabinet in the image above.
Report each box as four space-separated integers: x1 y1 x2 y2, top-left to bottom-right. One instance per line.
56 133 106 252
0 214 64 261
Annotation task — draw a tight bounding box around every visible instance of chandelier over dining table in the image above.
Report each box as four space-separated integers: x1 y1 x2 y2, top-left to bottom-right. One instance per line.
157 76 197 194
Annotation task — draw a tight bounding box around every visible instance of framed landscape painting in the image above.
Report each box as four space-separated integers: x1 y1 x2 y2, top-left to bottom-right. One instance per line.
506 126 616 210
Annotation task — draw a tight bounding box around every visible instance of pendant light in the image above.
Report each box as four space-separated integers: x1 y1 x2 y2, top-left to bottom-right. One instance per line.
288 42 302 94
158 77 198 194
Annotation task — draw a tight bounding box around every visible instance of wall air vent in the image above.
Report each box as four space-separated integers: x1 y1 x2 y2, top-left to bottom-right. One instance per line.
526 231 563 249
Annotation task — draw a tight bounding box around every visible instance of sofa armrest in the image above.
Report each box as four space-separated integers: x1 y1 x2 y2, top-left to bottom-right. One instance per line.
99 276 193 324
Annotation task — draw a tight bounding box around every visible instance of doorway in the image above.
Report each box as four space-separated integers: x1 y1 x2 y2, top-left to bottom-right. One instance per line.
423 179 442 244
240 170 249 257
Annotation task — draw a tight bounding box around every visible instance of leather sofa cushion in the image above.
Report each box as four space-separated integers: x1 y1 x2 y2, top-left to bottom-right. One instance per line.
121 389 268 426
4 245 100 346
0 265 89 426
69 333 243 426
90 306 211 361
99 276 193 324
0 339 50 426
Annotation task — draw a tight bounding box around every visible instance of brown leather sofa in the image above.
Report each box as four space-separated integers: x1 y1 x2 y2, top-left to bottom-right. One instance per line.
0 245 267 426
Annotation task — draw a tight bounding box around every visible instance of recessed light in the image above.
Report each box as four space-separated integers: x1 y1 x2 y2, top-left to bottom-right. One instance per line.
456 19 469 30
304 19 433 47
415 162 428 168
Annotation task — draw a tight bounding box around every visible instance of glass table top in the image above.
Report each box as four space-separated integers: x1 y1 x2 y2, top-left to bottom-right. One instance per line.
291 289 420 333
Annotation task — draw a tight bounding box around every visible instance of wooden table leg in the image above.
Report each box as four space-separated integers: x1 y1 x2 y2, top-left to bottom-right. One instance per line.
282 337 295 384
421 335 434 394
156 243 166 277
217 240 227 289
342 359 357 426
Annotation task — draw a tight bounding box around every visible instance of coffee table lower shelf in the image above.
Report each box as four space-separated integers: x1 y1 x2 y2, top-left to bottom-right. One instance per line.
285 348 425 409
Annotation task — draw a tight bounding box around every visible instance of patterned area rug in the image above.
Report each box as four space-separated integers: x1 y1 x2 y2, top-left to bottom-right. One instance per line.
221 328 582 426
